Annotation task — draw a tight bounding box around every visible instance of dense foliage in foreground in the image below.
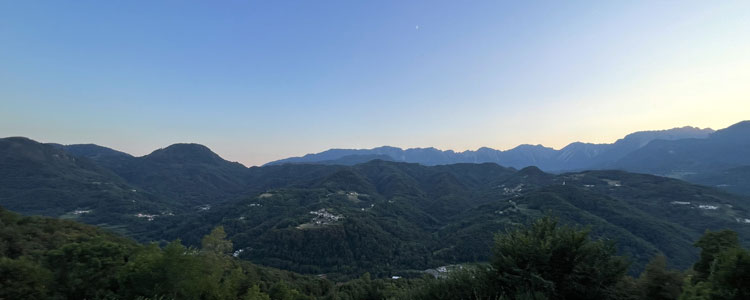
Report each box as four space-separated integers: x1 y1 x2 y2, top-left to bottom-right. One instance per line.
412 218 750 300
0 207 404 300
2 206 749 300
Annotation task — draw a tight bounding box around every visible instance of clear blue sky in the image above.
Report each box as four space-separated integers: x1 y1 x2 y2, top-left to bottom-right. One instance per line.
2 1 749 166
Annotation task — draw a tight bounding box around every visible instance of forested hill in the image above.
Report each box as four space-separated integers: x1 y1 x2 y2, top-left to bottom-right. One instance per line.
152 163 750 279
3 136 750 281
0 137 182 236
0 206 411 299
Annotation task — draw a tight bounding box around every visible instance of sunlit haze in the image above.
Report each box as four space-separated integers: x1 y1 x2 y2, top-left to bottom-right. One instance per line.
1 1 748 166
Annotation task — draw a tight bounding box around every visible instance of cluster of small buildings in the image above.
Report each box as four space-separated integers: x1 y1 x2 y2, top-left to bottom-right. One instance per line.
309 208 343 225
602 179 622 187
501 184 524 195
670 201 721 210
424 265 460 279
698 204 719 210
135 213 158 221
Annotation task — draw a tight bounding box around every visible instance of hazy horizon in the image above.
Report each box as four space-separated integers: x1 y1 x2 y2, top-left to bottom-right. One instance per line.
2 1 749 166
5 120 736 167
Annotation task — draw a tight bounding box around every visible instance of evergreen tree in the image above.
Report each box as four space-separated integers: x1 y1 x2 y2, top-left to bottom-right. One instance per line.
243 285 271 300
46 239 132 299
0 257 52 300
678 277 712 300
490 217 629 300
637 255 684 300
692 230 739 282
201 226 233 256
708 247 750 300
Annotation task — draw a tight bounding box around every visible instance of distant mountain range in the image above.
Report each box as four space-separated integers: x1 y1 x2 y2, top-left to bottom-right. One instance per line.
265 121 750 194
609 121 750 174
265 125 718 171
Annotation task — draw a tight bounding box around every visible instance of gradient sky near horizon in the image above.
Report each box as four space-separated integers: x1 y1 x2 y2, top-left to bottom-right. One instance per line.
1 1 749 166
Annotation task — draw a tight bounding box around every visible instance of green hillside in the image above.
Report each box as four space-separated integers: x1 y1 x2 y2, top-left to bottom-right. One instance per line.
0 137 184 236
148 162 750 279
3 137 750 281
5 205 750 299
0 206 415 299
685 166 750 196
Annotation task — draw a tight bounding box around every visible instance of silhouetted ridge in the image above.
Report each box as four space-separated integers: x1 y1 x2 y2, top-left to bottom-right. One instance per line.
145 143 227 165
2 136 36 144
0 137 173 218
57 143 133 159
710 121 750 142
617 126 714 147
265 122 727 171
517 166 545 176
504 165 555 186
610 121 750 174
1 137 78 165
312 154 395 166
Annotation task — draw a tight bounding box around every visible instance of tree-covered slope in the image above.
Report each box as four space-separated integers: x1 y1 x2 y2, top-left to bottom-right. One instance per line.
78 143 251 207
147 161 750 279
5 203 749 300
0 137 181 236
0 206 400 300
684 166 750 196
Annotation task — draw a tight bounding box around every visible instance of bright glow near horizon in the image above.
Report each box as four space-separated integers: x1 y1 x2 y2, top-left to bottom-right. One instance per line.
1 1 749 166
